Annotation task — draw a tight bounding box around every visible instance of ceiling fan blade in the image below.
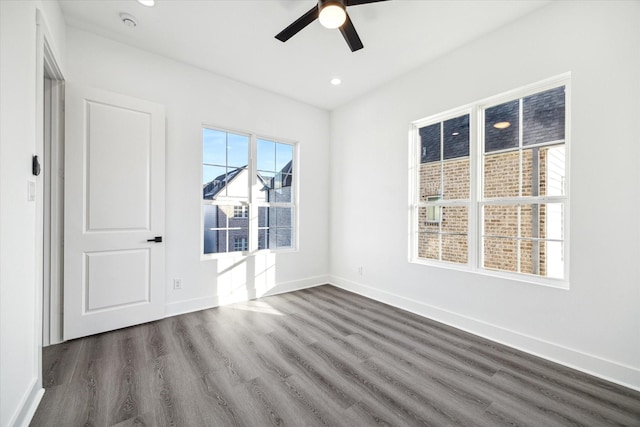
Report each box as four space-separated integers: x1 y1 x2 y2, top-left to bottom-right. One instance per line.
275 6 319 42
339 13 363 52
345 0 388 6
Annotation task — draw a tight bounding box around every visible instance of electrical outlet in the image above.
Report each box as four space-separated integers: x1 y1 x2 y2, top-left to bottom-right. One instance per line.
173 278 183 290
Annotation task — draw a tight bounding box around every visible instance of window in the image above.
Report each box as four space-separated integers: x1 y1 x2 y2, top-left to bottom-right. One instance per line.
257 139 295 250
202 128 296 255
411 76 569 285
234 237 248 252
417 114 470 264
233 205 248 218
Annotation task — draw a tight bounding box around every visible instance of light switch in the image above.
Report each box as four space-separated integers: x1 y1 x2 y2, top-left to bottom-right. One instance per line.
27 180 36 201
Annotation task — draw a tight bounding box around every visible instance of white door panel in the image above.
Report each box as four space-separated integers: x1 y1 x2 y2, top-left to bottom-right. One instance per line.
86 101 151 231
85 249 150 312
64 84 165 340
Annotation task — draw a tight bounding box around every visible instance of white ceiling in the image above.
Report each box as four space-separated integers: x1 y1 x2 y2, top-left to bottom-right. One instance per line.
59 0 550 110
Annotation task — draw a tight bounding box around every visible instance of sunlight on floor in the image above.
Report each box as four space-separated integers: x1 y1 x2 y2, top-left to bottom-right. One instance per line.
226 301 284 316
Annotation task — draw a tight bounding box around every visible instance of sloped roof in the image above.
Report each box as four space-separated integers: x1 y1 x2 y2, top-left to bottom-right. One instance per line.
203 160 293 200
267 160 293 189
203 166 246 200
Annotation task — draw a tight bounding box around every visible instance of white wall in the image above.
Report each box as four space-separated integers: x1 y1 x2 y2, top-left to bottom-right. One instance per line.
329 1 640 390
0 1 66 426
65 28 331 316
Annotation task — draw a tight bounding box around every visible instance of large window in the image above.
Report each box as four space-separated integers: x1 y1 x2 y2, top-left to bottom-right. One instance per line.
202 128 296 255
411 76 569 285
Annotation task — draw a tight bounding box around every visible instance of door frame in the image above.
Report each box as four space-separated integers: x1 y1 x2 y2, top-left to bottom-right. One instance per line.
36 9 65 350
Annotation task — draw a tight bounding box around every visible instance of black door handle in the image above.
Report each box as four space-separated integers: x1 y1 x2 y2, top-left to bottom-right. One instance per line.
147 236 163 243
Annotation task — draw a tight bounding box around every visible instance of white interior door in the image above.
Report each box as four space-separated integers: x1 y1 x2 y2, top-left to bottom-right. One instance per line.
64 84 166 340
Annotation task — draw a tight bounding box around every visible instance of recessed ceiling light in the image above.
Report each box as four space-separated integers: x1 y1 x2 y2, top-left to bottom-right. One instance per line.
493 121 511 129
137 0 155 6
452 132 460 136
330 77 342 86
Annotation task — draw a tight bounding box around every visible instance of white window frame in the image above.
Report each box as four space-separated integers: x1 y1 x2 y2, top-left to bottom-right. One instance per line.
254 136 298 253
409 74 570 288
411 107 473 266
201 125 298 259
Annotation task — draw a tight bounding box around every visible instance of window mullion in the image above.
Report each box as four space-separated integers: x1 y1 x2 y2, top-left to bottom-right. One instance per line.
439 122 444 261
248 134 258 253
516 98 524 272
470 106 480 271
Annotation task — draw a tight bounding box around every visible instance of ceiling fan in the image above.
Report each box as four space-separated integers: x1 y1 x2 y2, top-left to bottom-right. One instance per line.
275 0 389 52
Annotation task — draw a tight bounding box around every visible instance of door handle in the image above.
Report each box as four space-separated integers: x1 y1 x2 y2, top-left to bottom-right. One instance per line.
147 236 163 243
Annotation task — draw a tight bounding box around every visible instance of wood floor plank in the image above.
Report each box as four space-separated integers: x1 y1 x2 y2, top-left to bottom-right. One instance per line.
468 342 640 416
259 330 363 410
195 315 280 384
306 338 447 426
146 354 217 427
267 372 371 426
41 337 83 388
32 285 640 427
491 368 640 426
111 411 156 427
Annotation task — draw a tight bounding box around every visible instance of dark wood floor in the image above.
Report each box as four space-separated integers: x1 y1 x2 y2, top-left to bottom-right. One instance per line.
32 285 640 426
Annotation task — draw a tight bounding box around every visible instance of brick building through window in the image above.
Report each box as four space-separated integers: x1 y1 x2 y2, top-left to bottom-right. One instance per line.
413 79 568 282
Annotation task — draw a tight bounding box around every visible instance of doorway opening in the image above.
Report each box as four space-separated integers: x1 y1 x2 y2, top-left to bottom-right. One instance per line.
38 22 65 347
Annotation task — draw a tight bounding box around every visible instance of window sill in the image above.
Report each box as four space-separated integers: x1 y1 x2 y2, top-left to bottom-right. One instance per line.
201 247 298 261
410 258 570 290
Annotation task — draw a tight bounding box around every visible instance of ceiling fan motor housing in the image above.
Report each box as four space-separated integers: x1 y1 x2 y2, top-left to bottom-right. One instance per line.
275 0 388 52
319 0 346 9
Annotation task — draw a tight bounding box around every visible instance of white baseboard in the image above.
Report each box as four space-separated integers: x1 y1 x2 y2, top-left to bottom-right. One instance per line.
9 377 44 427
164 275 330 318
261 274 331 297
328 275 640 392
164 294 219 318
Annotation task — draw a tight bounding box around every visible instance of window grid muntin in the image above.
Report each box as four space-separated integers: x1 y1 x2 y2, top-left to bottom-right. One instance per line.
411 75 570 286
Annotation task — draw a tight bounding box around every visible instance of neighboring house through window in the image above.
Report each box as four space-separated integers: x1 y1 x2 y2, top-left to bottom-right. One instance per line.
234 237 248 252
233 205 248 218
202 128 296 255
411 75 569 286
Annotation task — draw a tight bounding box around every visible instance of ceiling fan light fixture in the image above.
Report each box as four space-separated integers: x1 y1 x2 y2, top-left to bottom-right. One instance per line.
319 2 347 29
